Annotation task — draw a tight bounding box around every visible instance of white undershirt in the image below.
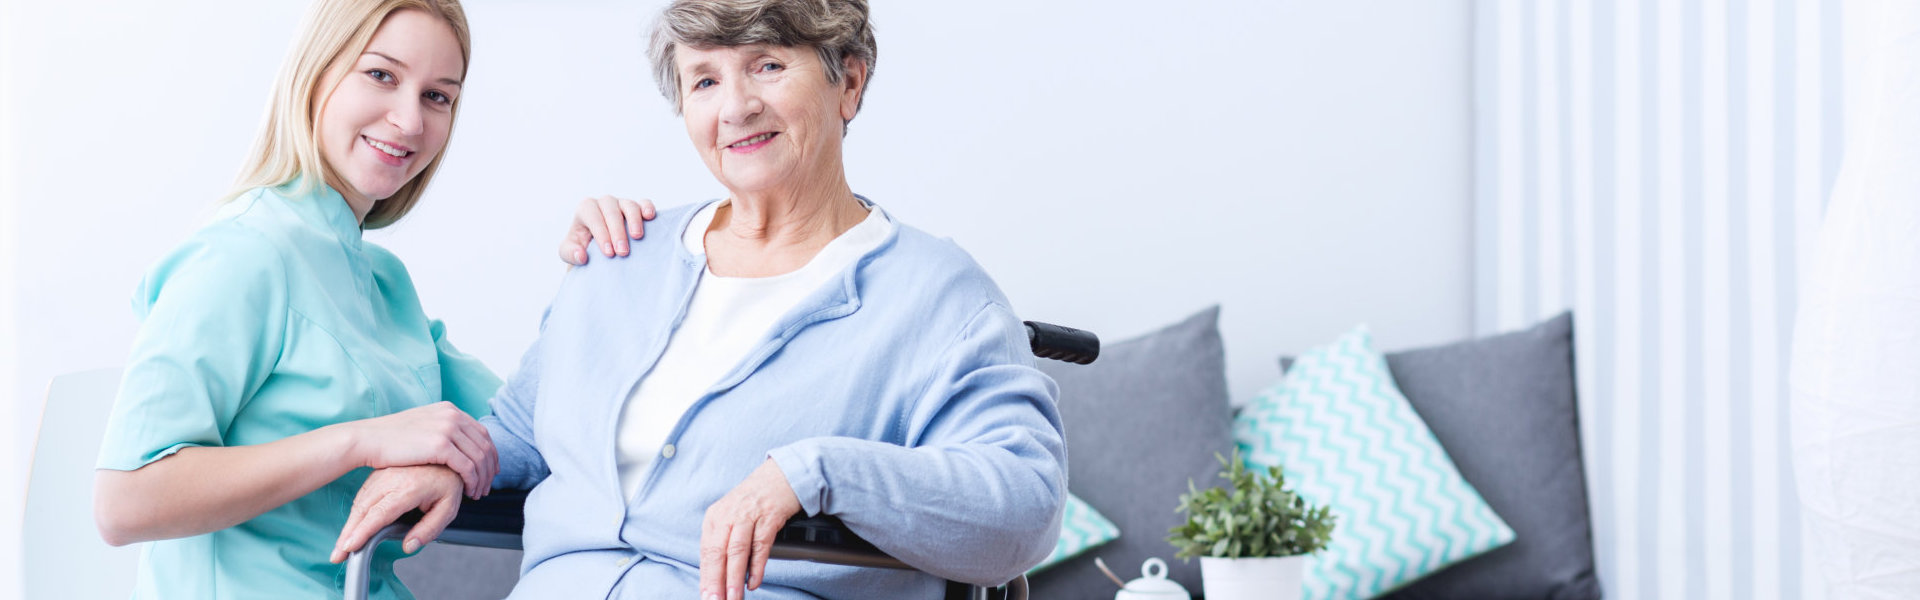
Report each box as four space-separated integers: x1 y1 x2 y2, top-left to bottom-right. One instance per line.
615 199 892 500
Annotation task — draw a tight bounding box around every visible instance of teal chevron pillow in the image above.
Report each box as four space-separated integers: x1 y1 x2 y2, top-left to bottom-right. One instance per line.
1235 326 1515 600
1029 493 1120 573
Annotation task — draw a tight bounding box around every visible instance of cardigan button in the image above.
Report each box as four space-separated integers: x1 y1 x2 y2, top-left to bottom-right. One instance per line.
661 443 677 459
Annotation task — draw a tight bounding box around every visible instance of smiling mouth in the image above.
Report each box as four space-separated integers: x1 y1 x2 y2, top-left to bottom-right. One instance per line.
728 132 777 148
363 136 414 159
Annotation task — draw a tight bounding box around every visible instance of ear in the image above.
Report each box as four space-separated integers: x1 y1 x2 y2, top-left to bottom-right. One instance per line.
838 55 867 122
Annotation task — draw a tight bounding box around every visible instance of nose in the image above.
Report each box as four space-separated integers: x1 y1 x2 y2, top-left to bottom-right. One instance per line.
718 81 763 127
387 100 424 137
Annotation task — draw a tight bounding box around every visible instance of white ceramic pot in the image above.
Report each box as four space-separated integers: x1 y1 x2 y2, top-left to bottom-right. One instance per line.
1199 555 1307 600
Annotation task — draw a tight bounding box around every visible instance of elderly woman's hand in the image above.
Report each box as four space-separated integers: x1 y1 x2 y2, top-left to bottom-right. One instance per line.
329 465 464 564
700 458 801 600
560 195 657 265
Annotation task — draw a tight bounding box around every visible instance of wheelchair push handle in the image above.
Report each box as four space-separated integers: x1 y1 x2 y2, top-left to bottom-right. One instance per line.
1024 321 1099 365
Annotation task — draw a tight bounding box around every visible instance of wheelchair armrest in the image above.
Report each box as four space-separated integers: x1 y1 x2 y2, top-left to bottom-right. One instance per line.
770 514 1026 600
349 496 1024 599
437 496 909 568
438 489 529 550
768 514 914 570
431 492 908 567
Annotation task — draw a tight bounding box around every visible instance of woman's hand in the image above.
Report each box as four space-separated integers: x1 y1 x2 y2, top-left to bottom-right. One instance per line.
337 401 496 499
700 459 802 600
560 195 657 265
329 465 464 564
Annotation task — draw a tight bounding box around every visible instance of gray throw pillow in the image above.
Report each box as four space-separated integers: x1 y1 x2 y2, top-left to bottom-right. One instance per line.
1029 306 1235 599
1286 312 1601 600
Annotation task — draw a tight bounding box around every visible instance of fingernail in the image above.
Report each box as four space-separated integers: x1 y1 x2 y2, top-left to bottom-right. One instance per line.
404 538 420 553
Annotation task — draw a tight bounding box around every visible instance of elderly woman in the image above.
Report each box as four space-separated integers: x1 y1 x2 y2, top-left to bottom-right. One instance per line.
332 0 1067 598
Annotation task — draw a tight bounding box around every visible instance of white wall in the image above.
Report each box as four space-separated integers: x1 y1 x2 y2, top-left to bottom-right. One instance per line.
0 1 1473 595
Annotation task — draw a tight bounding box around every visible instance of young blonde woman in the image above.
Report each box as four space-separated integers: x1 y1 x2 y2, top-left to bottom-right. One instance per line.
91 1 647 597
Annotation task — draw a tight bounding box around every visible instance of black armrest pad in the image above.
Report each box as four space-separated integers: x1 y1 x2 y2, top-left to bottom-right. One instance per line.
448 489 530 536
436 493 907 570
773 515 880 553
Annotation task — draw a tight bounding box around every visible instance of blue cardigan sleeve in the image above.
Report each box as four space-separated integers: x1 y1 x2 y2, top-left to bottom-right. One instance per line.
485 307 553 491
766 301 1067 586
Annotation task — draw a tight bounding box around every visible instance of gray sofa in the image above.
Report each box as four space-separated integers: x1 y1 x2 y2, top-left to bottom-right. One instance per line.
1030 308 1600 600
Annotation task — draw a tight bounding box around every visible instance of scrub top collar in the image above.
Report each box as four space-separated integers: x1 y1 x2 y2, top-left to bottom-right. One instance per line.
274 176 364 248
273 176 376 298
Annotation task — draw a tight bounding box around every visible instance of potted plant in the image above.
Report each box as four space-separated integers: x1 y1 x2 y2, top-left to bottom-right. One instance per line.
1167 452 1335 600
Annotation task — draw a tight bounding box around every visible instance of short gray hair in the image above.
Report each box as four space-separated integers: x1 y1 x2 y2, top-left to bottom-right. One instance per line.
647 0 876 119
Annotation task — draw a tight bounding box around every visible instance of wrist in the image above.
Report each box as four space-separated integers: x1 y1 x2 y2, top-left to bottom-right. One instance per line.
319 422 370 471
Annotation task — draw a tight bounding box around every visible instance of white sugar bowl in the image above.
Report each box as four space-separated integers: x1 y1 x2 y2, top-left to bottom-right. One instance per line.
1115 558 1192 600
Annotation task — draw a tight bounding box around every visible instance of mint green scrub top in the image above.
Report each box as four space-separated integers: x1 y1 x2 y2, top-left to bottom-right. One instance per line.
96 181 502 600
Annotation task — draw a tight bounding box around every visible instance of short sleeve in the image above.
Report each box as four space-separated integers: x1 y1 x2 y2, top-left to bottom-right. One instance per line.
96 225 291 471
428 319 501 419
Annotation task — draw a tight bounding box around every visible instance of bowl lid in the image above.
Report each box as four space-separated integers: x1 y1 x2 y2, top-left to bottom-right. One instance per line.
1121 558 1191 594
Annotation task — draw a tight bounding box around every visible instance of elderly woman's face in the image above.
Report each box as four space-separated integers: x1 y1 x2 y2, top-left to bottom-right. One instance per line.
676 44 862 197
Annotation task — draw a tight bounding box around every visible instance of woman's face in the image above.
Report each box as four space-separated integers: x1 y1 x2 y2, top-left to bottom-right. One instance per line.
677 44 864 197
315 9 464 211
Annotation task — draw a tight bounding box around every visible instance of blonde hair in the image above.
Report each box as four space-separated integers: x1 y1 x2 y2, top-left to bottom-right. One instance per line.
647 0 876 121
229 0 471 230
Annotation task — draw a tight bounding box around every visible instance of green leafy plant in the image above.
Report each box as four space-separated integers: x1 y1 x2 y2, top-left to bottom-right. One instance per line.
1166 451 1336 560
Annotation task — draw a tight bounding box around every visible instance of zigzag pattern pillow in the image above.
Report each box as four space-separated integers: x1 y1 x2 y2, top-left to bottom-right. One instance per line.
1235 326 1514 600
1029 493 1120 573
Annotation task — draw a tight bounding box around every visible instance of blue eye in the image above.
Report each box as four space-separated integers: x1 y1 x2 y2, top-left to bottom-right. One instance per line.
366 69 394 83
425 90 450 105
694 78 716 90
759 62 783 73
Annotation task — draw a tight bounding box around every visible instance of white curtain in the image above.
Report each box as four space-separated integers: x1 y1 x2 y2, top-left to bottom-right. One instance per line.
1791 1 1920 598
1475 0 1841 598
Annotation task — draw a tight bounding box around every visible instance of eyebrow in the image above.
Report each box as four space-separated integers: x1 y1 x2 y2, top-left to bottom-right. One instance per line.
678 45 785 80
364 51 463 88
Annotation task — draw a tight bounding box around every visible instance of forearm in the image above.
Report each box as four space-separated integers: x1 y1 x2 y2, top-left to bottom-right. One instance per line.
94 424 363 546
769 437 1064 585
484 416 547 490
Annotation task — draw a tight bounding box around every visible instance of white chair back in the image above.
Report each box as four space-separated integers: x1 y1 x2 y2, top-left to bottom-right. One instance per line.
23 368 139 599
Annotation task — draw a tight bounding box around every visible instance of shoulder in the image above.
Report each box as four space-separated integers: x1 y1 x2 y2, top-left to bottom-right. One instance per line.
872 221 1012 310
172 187 342 273
210 187 302 238
360 241 431 303
136 213 291 315
155 197 291 280
655 201 709 227
561 200 708 283
360 241 409 279
853 218 1026 355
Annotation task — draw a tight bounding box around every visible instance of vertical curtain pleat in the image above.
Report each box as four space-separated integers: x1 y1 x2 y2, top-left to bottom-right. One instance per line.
1473 1 1841 597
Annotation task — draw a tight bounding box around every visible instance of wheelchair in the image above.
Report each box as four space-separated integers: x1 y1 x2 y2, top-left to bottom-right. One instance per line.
345 321 1099 600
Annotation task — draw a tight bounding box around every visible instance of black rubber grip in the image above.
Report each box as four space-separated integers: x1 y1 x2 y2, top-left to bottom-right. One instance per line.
1024 321 1100 365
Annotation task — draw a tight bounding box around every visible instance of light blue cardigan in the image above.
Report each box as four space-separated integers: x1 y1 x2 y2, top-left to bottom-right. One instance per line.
483 199 1067 599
